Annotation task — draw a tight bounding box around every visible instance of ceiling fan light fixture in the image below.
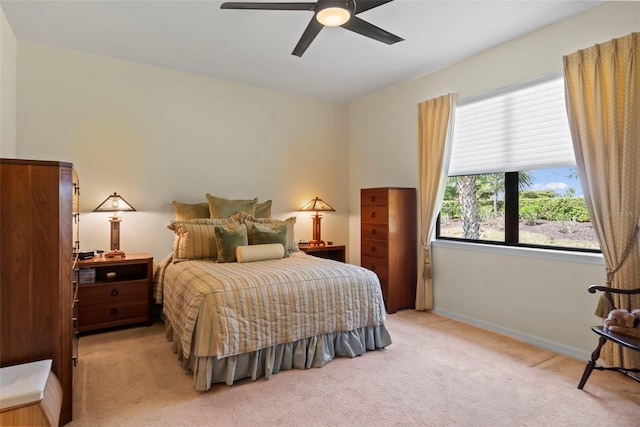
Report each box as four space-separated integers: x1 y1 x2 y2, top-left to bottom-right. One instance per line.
316 2 351 27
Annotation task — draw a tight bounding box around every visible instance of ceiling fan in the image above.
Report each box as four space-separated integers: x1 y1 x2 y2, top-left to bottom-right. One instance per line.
220 0 404 57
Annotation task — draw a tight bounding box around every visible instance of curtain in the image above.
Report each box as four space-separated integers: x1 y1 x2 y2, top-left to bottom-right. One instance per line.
563 32 640 369
415 94 457 310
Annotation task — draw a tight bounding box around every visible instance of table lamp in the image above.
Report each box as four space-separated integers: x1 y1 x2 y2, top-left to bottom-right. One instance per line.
299 196 335 247
94 192 136 258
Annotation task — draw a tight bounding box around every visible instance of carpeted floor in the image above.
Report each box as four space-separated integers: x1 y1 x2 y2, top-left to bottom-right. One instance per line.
69 311 639 426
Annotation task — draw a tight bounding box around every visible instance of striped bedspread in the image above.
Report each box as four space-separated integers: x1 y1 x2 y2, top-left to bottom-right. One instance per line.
159 252 387 360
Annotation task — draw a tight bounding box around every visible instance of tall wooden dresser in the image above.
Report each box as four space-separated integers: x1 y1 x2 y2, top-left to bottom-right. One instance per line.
361 187 417 314
0 158 75 425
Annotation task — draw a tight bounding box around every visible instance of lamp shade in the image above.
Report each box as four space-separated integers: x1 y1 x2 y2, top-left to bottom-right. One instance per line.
93 193 136 212
299 197 335 212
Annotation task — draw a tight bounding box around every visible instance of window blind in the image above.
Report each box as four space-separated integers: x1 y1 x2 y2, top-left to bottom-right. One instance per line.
448 76 576 176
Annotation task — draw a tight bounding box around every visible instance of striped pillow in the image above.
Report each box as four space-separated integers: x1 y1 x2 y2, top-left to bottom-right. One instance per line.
167 215 242 260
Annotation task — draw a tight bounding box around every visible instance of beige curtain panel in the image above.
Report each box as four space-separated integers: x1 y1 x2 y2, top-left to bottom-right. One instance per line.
416 93 457 310
563 32 640 369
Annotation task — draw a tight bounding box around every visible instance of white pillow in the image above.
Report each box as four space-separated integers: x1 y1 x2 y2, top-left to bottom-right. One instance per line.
236 243 285 263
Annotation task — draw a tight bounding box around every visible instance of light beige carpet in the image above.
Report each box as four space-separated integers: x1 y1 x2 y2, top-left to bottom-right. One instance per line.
69 311 639 426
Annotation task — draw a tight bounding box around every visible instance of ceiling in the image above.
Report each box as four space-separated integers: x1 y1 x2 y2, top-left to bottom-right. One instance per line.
1 0 604 103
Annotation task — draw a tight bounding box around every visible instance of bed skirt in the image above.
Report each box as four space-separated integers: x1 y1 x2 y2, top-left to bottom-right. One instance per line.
165 320 392 391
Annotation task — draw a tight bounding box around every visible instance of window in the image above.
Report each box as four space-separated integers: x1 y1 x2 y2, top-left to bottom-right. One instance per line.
437 75 599 252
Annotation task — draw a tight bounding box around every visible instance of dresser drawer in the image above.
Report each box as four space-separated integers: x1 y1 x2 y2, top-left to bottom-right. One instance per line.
361 189 388 207
361 256 389 281
78 300 148 331
361 239 388 259
78 281 148 306
361 256 389 307
361 206 388 224
361 223 388 241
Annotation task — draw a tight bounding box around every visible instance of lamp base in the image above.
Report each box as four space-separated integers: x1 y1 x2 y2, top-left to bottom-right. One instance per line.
104 250 125 258
308 239 326 247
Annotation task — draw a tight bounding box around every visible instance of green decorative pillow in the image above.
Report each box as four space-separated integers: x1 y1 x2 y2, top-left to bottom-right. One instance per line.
243 215 298 253
172 201 210 221
206 194 257 219
254 200 272 219
215 223 248 263
248 223 288 256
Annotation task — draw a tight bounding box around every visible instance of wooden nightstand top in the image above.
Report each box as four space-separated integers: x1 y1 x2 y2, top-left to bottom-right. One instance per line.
76 252 152 267
298 244 345 251
298 244 346 263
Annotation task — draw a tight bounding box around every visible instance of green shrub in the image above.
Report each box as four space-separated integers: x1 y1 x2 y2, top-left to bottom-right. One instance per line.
441 200 461 219
520 205 541 225
519 197 590 222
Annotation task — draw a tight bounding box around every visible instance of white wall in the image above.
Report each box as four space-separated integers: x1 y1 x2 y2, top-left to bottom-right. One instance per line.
12 2 640 359
0 8 17 157
16 42 349 263
348 2 640 358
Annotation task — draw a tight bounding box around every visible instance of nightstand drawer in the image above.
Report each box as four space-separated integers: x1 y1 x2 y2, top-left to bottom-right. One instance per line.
361 223 388 241
78 281 148 306
361 206 388 224
361 239 388 259
78 300 148 331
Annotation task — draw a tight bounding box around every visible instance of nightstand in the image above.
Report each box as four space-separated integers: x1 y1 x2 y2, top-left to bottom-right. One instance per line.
75 253 153 333
298 244 346 263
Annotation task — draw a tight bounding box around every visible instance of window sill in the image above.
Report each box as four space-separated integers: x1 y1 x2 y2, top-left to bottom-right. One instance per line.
432 239 604 266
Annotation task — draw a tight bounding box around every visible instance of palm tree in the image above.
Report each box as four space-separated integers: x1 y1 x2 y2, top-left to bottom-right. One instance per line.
455 171 535 239
456 175 480 239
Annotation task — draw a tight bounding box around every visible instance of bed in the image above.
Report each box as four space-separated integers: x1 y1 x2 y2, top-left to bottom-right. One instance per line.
154 206 392 390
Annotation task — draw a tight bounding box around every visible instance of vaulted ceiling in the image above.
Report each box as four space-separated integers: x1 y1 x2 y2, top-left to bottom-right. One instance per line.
1 0 603 102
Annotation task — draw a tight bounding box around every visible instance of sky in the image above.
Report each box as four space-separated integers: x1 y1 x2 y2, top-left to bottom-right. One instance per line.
528 167 583 197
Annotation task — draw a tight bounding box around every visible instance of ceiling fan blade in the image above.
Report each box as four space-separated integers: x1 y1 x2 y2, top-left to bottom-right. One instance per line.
341 16 403 45
292 17 324 57
354 0 395 14
221 2 315 11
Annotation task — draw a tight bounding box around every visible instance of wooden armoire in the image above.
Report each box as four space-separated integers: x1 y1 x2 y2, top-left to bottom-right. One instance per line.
0 158 75 425
361 187 417 314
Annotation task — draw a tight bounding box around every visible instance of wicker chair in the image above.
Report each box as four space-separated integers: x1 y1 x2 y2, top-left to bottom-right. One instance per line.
577 285 640 389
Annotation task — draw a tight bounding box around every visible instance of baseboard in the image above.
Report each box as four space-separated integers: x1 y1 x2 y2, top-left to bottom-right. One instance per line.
432 308 591 362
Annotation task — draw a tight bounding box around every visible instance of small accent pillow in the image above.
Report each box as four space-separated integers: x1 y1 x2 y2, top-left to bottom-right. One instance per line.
248 223 288 257
167 214 242 260
172 201 210 221
254 200 272 219
244 215 298 253
236 243 285 263
206 194 257 219
215 223 248 263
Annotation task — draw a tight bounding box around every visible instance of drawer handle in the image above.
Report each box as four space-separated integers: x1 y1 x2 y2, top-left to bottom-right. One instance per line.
370 196 376 202
370 212 376 218
371 246 376 253
72 317 77 328
370 265 376 272
110 308 119 316
371 228 377 235
110 289 119 297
